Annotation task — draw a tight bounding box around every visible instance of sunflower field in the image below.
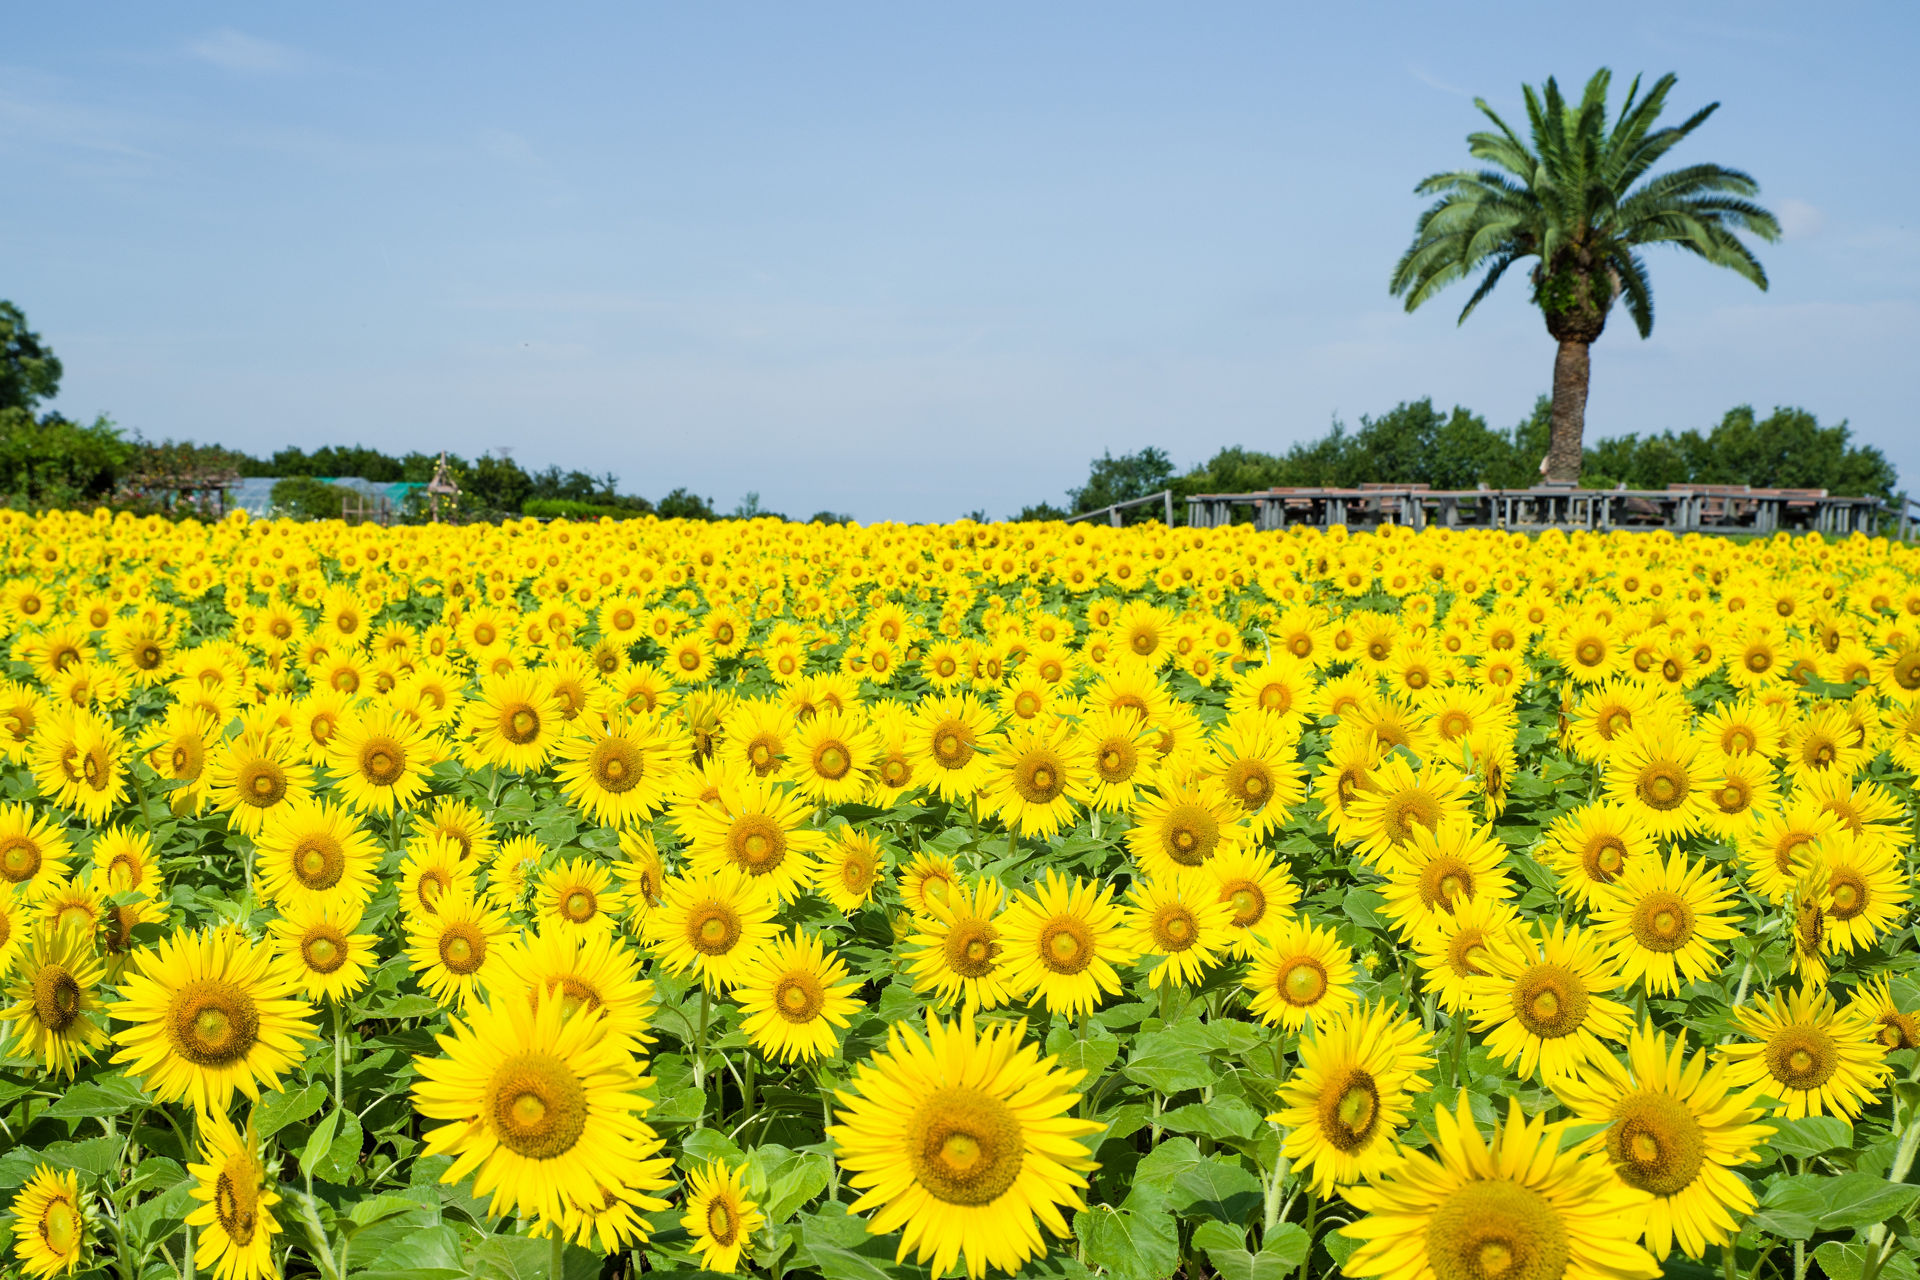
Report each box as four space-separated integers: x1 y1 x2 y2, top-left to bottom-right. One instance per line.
0 507 1917 1280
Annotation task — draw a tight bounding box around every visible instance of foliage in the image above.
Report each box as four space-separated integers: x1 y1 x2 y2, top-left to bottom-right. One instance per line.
658 486 718 520
270 475 350 520
1070 447 1177 514
0 302 63 414
0 407 132 511
1583 405 1899 498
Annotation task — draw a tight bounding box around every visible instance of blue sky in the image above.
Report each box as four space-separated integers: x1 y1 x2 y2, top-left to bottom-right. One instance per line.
6 3 1916 521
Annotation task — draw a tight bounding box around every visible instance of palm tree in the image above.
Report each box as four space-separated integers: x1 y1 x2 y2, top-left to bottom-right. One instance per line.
1391 69 1779 481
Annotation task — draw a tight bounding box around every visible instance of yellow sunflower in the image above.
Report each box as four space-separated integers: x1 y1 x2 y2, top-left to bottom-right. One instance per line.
486 924 657 1049
398 833 478 919
997 871 1139 1019
1590 849 1743 996
8 1165 87 1279
1206 710 1305 839
907 693 1001 802
733 928 862 1062
643 865 779 991
460 668 565 773
411 992 660 1229
255 799 382 913
1810 831 1910 955
1847 977 1920 1054
1271 1000 1434 1193
536 856 629 936
110 927 317 1113
682 1161 765 1274
1122 876 1235 991
1603 721 1709 839
906 879 1017 1011
1073 707 1159 813
1465 919 1634 1082
1553 1023 1772 1261
185 1109 283 1280
554 713 687 828
1337 1093 1658 1280
1719 984 1890 1119
1539 801 1654 909
205 722 314 837
813 827 888 912
899 851 964 918
87 825 161 899
407 890 515 1012
266 901 379 1004
789 707 880 805
1243 914 1358 1030
1411 896 1523 1014
1 923 110 1076
1124 778 1246 882
0 803 72 903
983 718 1092 839
1378 817 1515 939
1202 845 1301 957
323 705 434 815
1736 798 1839 907
828 1011 1103 1280
1342 755 1473 867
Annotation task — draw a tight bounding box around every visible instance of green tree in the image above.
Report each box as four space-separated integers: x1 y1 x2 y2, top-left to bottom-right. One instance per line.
1069 447 1175 514
1391 70 1779 480
0 302 63 413
657 487 717 520
1582 406 1896 498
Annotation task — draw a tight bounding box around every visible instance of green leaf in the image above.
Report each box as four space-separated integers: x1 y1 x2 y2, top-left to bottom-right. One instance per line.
1765 1114 1852 1159
0 1137 119 1190
467 1234 603 1279
1815 1172 1920 1231
1123 1023 1216 1095
1193 1222 1309 1280
253 1080 328 1140
367 993 444 1019
1161 1096 1263 1141
1342 887 1388 931
311 1110 363 1184
298 1108 340 1178
761 1150 831 1224
1747 1174 1826 1241
808 1242 921 1280
1258 1224 1311 1271
39 1075 149 1120
1075 1203 1180 1280
1172 1155 1262 1222
1055 1037 1121 1080
1132 1136 1204 1187
1813 1242 1920 1280
346 1191 433 1230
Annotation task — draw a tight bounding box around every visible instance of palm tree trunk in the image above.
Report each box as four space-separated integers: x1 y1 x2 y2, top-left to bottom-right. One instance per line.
1543 338 1590 482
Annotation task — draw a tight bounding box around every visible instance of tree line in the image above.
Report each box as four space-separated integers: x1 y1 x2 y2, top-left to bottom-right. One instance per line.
1020 396 1899 521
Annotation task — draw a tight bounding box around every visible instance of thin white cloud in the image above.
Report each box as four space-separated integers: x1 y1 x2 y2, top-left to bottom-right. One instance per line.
1408 64 1471 97
186 28 299 74
1776 197 1824 241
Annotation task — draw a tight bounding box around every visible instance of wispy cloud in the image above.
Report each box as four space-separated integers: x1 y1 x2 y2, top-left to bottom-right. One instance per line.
186 28 300 74
1776 198 1824 241
1408 64 1471 97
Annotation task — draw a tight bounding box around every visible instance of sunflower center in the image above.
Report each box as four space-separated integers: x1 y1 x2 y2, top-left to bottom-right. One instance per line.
1420 859 1473 913
689 904 743 956
1765 1027 1838 1092
1634 762 1688 810
293 836 345 891
1629 890 1695 953
360 740 404 786
1162 803 1219 867
242 761 287 806
562 888 597 923
1014 750 1067 803
489 1052 589 1160
1096 740 1137 783
167 979 261 1066
944 922 1001 977
1022 913 1090 975
1575 640 1604 667
1512 964 1588 1039
814 743 850 780
1605 1091 1706 1197
1151 904 1197 952
0 837 42 883
503 706 541 745
747 738 778 773
1828 872 1865 919
1224 881 1264 928
1448 930 1490 978
1381 790 1442 844
1584 837 1627 881
1878 1013 1920 1052
931 722 975 769
440 924 486 974
907 1087 1024 1206
215 1163 261 1245
1426 1180 1569 1280
774 972 824 1022
731 817 787 874
1280 957 1328 1006
1258 682 1292 713
706 1198 738 1245
1317 1068 1380 1152
32 964 82 1032
592 739 643 792
302 932 345 974
42 1193 82 1253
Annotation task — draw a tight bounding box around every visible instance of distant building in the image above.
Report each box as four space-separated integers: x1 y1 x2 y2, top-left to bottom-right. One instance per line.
229 477 425 519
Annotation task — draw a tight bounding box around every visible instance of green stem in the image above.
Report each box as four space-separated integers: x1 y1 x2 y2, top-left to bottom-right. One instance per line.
1450 1011 1467 1090
550 1227 564 1280
742 1053 756 1125
693 985 711 1097
333 1002 346 1114
1298 1189 1319 1280
1722 1242 1738 1280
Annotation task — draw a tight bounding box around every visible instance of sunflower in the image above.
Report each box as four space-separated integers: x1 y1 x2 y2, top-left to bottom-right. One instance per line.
1337 1094 1658 1280
996 871 1138 1019
1124 778 1245 882
1537 801 1651 909
683 773 827 903
486 924 657 1049
1203 846 1301 956
1719 984 1889 1119
0 804 72 903
325 705 434 814
719 698 793 779
411 993 660 1229
908 693 1001 802
1225 657 1314 730
255 800 382 913
1553 1023 1772 1260
461 669 565 773
983 718 1092 838
1590 850 1743 996
1071 707 1157 813
1243 915 1358 1030
1466 919 1634 1082
1847 977 1920 1054
1120 877 1234 991
1603 721 1708 840
551 714 685 829
788 708 879 805
30 707 127 822
644 866 779 991
899 851 964 918
1782 703 1870 784
137 703 218 814
734 928 862 1062
1565 679 1658 765
1411 896 1523 1014
906 880 1018 1011
392 889 507 1012
1206 711 1305 838
205 722 313 838
86 825 161 900
0 679 45 764
814 827 887 912
398 833 477 919
185 1109 283 1280
266 901 379 1004
1271 1000 1435 1194
1737 798 1839 907
1313 725 1383 836
8 1165 87 1279
1810 831 1910 955
611 828 666 920
1799 769 1908 850
828 1011 1102 1280
0 889 22 980
677 1161 765 1274
1 923 110 1076
110 927 317 1113
1343 756 1473 866
1696 749 1779 839
1694 698 1783 760
1378 817 1514 939
536 856 629 936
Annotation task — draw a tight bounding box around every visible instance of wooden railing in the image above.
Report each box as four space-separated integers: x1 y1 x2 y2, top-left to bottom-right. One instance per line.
1065 490 1175 527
